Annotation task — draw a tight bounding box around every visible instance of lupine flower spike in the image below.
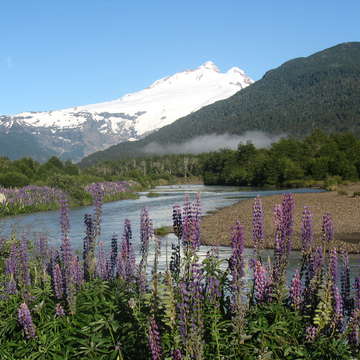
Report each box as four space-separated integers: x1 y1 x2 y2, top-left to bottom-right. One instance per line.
322 213 334 245
18 303 36 339
290 270 302 310
252 195 264 256
148 317 162 360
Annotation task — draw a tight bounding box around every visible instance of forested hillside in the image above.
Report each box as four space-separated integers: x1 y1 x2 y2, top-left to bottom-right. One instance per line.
200 131 360 187
80 42 360 166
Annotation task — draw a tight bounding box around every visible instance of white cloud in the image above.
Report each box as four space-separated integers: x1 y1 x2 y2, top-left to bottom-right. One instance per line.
143 131 285 155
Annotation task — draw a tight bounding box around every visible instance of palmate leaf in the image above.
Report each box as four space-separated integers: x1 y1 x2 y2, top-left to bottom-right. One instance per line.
313 280 332 331
159 271 177 330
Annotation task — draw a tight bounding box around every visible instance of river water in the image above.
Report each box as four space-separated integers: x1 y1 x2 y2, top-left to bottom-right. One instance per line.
0 185 359 279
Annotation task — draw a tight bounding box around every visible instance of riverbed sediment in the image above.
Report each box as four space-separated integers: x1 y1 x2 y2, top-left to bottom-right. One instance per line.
201 184 360 253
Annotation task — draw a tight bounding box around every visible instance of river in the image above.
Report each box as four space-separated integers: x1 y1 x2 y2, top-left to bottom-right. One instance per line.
0 185 359 280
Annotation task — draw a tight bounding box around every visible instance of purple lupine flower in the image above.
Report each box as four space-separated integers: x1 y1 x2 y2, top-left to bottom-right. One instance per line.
169 241 181 280
55 303 65 317
181 193 202 250
123 218 132 242
189 262 204 328
67 256 81 314
52 263 64 299
85 181 129 199
282 194 295 236
140 208 153 262
182 194 192 248
179 261 204 358
348 310 360 346
18 303 36 339
92 183 104 238
299 207 314 281
138 208 153 291
122 219 134 276
171 349 182 360
253 260 269 303
273 204 287 283
273 197 293 286
117 219 136 281
72 256 84 286
290 270 302 310
309 246 324 280
59 194 72 291
0 185 61 213
190 193 201 250
35 233 49 269
148 317 162 360
5 243 18 277
96 241 108 280
301 206 313 254
83 213 95 281
252 195 264 253
170 205 182 279
354 277 360 310
333 285 344 323
59 194 70 242
110 233 118 278
329 248 338 286
340 251 351 315
303 246 324 306
172 205 183 239
281 193 295 253
305 326 317 342
6 278 17 295
116 244 126 280
273 203 283 230
229 221 245 299
322 213 334 244
177 280 190 343
19 235 31 288
37 233 48 256
349 326 359 347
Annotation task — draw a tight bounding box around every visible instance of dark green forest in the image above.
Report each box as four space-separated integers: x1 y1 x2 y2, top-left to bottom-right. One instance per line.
201 131 360 187
1 130 360 201
0 154 201 206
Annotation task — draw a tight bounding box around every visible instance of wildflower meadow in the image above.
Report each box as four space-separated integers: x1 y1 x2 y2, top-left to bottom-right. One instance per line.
0 191 359 359
0 181 132 217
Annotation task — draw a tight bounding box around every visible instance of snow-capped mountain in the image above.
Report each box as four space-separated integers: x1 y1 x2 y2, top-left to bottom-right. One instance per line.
0 61 253 162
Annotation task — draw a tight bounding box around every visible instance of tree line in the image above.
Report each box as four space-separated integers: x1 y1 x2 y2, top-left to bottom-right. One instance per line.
201 130 360 187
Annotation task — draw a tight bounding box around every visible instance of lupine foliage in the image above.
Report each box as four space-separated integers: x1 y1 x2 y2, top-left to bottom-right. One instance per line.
0 194 359 359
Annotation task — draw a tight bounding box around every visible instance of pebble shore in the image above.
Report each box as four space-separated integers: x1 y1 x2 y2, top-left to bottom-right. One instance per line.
201 185 360 253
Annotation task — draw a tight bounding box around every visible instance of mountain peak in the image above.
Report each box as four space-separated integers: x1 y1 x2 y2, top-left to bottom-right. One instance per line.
1 61 253 161
199 61 220 72
227 66 245 75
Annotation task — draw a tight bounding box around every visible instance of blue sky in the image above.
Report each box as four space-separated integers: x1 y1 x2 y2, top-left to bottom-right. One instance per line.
1 0 359 115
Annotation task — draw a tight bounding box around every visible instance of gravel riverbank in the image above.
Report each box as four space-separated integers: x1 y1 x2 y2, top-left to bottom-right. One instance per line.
201 184 360 253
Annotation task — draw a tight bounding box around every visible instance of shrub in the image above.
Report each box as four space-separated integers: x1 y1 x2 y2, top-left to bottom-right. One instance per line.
0 172 30 188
